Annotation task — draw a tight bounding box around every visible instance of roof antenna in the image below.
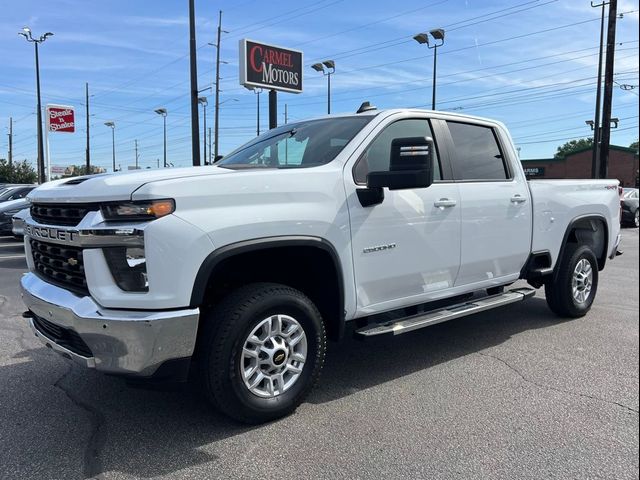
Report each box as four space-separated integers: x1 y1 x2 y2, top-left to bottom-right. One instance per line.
356 101 377 113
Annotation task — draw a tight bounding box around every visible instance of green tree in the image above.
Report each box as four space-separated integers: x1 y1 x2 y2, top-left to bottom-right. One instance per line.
630 139 639 153
0 159 38 184
554 138 594 159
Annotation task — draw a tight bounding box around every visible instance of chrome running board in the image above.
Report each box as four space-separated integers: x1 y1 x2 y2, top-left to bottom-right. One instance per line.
355 288 536 338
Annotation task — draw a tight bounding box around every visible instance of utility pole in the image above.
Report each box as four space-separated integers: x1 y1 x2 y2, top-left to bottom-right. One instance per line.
188 0 201 166
214 10 223 161
7 117 12 165
85 82 91 174
599 0 618 179
134 139 139 169
208 127 212 164
591 1 608 178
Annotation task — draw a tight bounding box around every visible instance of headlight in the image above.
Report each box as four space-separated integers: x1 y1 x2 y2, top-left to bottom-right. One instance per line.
103 247 148 292
101 199 175 221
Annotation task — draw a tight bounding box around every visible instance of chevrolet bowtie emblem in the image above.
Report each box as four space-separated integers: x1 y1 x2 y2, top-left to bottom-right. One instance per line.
68 257 79 266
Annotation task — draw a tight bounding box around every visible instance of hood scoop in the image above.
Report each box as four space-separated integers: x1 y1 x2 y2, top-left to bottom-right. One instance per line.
62 174 108 185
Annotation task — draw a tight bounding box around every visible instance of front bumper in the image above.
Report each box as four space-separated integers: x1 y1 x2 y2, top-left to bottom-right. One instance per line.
21 272 200 377
11 216 25 237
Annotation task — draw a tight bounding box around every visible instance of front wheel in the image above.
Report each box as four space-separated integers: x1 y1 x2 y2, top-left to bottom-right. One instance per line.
545 244 599 318
200 283 326 424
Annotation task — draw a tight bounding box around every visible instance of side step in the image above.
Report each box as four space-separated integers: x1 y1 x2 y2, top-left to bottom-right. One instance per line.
355 287 536 338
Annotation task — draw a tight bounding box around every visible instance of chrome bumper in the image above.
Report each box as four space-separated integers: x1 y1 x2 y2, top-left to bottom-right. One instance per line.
20 273 199 377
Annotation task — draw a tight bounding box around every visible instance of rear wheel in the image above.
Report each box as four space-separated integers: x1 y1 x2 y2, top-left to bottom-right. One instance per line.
200 283 326 424
634 209 639 228
545 244 599 318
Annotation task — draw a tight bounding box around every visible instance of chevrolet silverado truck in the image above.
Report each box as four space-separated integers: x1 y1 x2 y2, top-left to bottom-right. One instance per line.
20 107 622 423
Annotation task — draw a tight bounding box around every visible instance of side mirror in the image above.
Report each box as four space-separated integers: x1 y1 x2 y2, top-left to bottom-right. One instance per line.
367 137 434 190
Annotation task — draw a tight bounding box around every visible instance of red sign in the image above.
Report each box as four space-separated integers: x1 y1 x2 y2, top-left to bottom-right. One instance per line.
239 39 303 94
46 105 75 133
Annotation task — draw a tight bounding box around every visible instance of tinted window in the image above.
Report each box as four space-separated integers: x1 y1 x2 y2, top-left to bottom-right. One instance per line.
447 122 508 181
218 117 372 169
354 119 441 184
0 188 19 202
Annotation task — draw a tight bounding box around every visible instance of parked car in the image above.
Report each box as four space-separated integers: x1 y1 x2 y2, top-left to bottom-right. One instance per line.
11 208 29 239
0 198 30 235
0 185 36 203
621 188 639 228
20 107 622 423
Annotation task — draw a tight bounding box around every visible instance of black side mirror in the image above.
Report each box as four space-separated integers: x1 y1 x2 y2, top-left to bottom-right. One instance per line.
367 136 434 191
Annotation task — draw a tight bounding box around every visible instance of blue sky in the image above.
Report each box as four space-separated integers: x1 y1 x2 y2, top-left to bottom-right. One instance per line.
0 0 638 171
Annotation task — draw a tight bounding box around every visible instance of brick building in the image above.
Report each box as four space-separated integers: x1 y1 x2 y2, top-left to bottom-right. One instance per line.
521 145 639 187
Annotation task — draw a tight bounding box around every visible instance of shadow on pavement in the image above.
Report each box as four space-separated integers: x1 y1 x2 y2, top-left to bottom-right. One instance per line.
2 295 566 478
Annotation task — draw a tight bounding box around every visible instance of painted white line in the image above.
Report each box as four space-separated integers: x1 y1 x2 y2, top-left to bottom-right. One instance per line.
0 254 26 260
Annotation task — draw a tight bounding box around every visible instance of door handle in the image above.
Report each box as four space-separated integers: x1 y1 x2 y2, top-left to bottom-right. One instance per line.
434 198 457 208
510 194 527 204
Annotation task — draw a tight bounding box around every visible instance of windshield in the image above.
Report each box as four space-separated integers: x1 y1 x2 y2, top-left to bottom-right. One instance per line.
218 116 373 169
0 188 17 201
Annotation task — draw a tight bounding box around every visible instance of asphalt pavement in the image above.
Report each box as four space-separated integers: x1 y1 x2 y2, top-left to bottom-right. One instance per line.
0 231 638 480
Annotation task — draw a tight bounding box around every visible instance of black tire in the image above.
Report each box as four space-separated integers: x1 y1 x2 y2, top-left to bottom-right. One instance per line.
634 209 639 228
545 244 599 318
200 282 326 424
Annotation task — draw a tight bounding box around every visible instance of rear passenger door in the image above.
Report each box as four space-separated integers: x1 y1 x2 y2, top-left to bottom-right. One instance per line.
442 120 532 287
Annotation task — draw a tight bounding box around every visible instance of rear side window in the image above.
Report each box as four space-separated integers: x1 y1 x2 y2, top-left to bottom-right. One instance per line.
447 122 509 181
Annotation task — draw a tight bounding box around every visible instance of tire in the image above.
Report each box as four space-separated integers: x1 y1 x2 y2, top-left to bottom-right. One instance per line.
545 244 599 318
634 209 639 228
200 282 326 424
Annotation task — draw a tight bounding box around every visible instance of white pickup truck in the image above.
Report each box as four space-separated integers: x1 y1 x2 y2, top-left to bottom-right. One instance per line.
20 106 622 423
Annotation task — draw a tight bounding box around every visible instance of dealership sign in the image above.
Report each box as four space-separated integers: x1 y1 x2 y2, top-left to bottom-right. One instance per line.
239 39 303 93
523 166 545 177
46 105 75 133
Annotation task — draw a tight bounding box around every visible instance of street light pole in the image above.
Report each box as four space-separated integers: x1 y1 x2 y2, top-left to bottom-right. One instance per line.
104 121 116 172
255 88 262 136
413 28 445 110
154 108 168 167
198 97 208 164
19 27 53 184
311 60 336 114
432 45 438 110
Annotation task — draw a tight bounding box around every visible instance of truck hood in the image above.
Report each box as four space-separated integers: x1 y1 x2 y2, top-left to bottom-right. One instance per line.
28 165 233 203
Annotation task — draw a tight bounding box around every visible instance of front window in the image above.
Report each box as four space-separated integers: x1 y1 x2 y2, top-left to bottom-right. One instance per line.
218 117 373 169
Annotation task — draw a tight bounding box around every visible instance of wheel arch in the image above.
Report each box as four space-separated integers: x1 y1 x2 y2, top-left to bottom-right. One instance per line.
190 236 345 341
555 214 609 279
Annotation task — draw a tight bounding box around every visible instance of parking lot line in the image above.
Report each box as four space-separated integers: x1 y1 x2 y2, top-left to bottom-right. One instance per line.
0 254 26 260
0 243 24 248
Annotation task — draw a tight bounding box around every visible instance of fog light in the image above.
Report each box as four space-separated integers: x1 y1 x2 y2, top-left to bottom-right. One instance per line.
103 247 149 292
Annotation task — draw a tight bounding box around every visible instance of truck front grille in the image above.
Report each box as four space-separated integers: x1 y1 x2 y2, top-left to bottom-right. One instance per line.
32 314 93 358
31 203 99 227
30 239 88 295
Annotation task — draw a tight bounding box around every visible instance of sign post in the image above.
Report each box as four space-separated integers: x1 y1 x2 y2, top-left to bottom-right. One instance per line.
239 39 303 130
45 104 75 181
